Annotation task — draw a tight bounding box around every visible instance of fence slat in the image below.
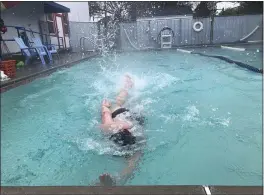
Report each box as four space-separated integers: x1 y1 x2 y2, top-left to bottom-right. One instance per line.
70 15 263 52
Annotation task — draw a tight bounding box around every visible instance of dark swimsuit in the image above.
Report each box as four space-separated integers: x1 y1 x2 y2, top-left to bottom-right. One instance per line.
110 108 145 147
112 108 129 119
112 108 145 126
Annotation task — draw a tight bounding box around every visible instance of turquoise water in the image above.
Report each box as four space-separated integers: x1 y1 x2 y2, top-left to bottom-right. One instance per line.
192 44 263 69
1 50 262 186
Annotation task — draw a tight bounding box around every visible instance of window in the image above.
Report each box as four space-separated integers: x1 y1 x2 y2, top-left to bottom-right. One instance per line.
47 14 53 21
62 13 69 35
47 14 55 34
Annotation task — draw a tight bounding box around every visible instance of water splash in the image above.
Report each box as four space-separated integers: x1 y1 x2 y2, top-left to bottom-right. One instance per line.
75 137 141 156
182 105 200 122
217 117 231 127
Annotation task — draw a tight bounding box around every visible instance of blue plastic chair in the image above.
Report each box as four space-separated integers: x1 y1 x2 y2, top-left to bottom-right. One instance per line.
32 37 60 62
14 37 48 65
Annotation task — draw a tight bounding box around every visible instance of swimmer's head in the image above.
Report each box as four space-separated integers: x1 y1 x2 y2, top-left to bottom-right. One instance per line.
110 129 136 146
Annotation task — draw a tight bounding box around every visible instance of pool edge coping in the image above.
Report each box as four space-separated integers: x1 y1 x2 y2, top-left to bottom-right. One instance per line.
1 186 263 195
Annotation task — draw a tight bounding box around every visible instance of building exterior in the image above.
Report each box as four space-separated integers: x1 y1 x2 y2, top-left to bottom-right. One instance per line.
1 1 70 54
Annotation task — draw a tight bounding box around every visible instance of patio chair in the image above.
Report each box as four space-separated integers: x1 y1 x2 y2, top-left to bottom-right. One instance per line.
32 37 60 62
14 37 48 65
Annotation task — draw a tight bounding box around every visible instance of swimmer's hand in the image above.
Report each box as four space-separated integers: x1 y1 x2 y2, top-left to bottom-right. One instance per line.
102 99 111 108
99 174 116 186
95 152 143 186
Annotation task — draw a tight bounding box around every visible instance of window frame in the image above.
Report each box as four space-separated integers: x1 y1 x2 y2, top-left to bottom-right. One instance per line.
62 13 69 36
46 13 56 35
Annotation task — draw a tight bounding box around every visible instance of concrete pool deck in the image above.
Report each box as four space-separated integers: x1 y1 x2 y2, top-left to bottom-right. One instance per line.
0 51 100 93
1 186 263 195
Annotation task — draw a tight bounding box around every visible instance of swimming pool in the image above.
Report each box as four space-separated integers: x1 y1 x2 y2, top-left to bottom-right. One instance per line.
191 43 263 70
1 49 262 186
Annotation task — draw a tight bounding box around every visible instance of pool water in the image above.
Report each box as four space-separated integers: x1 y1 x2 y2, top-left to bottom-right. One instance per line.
192 44 263 70
1 50 262 186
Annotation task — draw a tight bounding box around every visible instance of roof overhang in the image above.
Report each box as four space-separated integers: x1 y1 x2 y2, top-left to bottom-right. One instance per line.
0 1 70 13
44 2 70 13
0 2 20 11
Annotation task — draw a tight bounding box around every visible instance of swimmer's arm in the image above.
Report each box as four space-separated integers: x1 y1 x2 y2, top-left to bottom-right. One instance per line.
115 75 134 107
115 89 129 107
100 121 133 132
93 151 142 186
116 151 142 185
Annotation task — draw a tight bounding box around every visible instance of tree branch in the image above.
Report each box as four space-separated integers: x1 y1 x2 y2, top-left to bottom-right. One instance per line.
97 7 115 14
107 1 116 12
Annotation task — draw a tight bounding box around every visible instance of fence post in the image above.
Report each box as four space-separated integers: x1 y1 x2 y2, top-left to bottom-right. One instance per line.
148 20 151 47
57 35 60 50
119 23 122 50
210 14 215 44
179 19 182 46
115 22 121 50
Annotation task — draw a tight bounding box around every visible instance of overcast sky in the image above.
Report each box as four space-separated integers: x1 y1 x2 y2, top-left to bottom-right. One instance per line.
192 1 241 14
216 2 240 13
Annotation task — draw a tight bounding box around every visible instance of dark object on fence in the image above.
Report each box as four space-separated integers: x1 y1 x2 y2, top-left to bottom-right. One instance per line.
157 27 175 47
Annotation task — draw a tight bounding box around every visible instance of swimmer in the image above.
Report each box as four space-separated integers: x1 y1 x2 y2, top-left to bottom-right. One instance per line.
95 75 145 186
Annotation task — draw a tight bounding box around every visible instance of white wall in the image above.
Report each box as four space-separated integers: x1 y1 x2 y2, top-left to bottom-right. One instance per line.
65 37 70 48
56 2 90 22
1 2 44 53
55 2 91 49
